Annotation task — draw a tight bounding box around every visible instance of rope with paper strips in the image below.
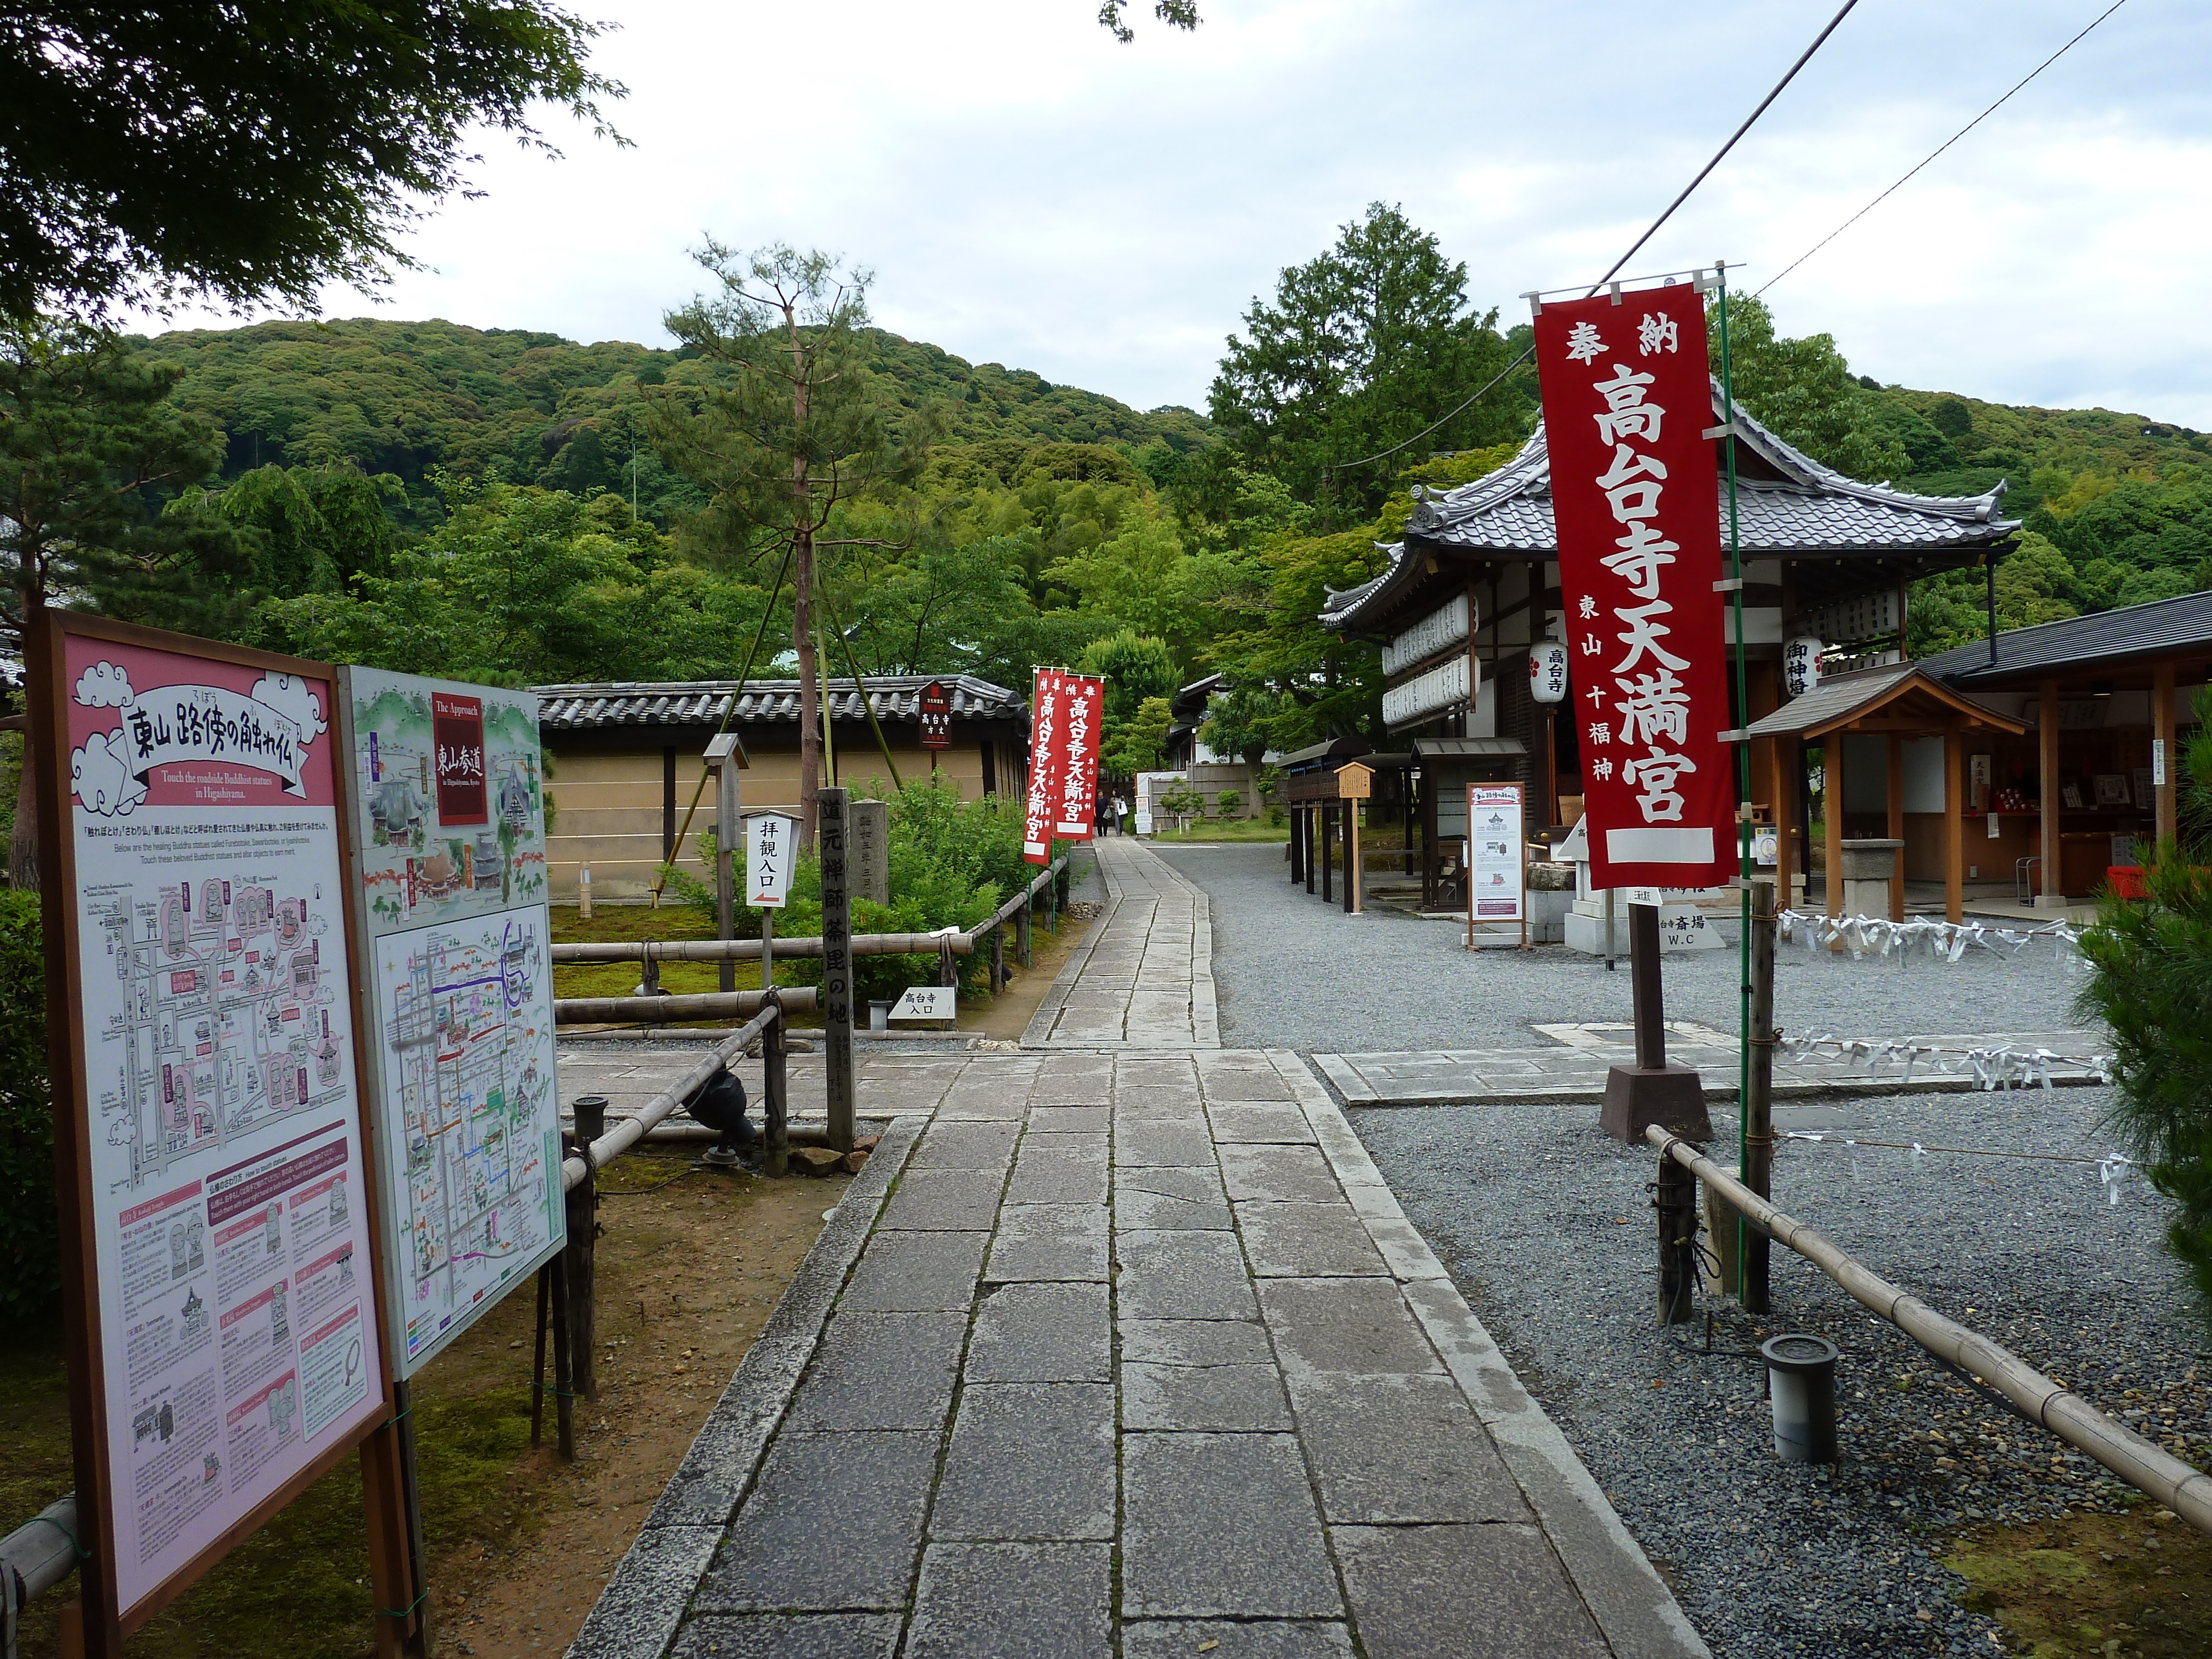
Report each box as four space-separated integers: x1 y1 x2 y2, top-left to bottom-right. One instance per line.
1778 907 2085 963
1777 1031 2114 1090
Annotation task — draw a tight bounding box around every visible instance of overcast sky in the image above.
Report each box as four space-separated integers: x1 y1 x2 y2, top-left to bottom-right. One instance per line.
166 0 2212 428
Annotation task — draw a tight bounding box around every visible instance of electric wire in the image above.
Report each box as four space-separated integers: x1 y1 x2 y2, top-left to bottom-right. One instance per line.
1758 0 2130 294
1328 0 1861 478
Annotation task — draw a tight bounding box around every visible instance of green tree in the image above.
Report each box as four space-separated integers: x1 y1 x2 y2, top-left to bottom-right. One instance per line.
1 320 239 885
656 243 940 848
1209 204 1531 515
1710 294 1906 482
2 2 623 320
1102 696 1172 779
1097 0 1201 41
2077 688 2212 1328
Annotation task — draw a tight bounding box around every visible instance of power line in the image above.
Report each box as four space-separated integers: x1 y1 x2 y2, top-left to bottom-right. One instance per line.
1759 0 2129 295
1329 0 1861 478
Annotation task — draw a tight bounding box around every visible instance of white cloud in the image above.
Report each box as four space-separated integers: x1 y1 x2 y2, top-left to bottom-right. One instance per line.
250 674 327 738
72 731 148 818
142 0 2212 426
74 661 135 708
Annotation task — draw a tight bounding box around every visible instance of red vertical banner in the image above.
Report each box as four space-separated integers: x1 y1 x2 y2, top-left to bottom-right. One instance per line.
1023 668 1066 864
1534 282 1735 890
1053 672 1104 840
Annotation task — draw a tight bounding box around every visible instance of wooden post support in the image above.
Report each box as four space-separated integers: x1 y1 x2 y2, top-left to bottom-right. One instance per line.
1823 737 1844 921
361 1397 426 1658
990 920 1005 995
2039 677 2062 906
549 1249 576 1461
1290 805 1304 885
1016 893 1031 969
2156 660 2178 849
820 786 855 1155
763 990 789 1178
1336 801 1354 916
715 756 739 994
1885 734 1905 924
1320 802 1334 904
1655 1142 1697 1325
1768 737 1796 908
1944 730 1966 925
529 1264 549 1447
1744 879 1777 1316
760 909 775 993
565 1094 603 1401
1304 807 1316 895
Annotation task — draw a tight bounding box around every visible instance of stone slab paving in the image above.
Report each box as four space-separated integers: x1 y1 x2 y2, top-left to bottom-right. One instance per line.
1024 837 1219 1049
568 1050 1708 1659
1313 1027 2109 1105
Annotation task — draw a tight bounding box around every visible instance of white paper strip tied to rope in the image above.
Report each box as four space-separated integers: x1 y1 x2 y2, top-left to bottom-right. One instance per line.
1777 1031 2114 1090
1777 909 2085 964
1776 1131 2145 1204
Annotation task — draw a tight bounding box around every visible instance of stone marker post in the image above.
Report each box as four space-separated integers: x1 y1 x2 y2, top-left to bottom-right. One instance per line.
851 798 890 906
820 787 855 1154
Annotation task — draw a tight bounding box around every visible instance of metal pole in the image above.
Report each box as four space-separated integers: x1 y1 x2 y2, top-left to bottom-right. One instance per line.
715 760 738 995
393 1380 432 1657
1744 879 1778 1314
1655 1144 1697 1325
549 1251 575 1462
820 787 855 1155
529 1265 549 1447
564 1094 604 1401
763 990 789 1178
1717 260 1757 1305
1604 886 1617 971
761 909 775 993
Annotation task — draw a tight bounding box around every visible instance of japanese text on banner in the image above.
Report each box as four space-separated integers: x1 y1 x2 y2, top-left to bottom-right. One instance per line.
1053 674 1104 840
1533 283 1734 889
1023 669 1065 863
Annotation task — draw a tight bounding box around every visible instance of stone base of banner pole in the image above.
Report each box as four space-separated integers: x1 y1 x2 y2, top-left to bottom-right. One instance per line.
1601 902 1712 1142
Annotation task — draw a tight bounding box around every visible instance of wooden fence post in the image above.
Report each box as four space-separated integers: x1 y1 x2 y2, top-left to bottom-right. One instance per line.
1016 893 1032 968
763 990 789 1178
1744 879 1778 1314
549 1251 576 1460
820 788 855 1155
990 921 1005 995
565 1094 604 1401
1655 1144 1698 1326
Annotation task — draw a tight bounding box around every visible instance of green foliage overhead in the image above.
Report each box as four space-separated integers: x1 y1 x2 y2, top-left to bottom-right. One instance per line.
1209 204 1535 515
1710 294 1907 483
1 2 624 320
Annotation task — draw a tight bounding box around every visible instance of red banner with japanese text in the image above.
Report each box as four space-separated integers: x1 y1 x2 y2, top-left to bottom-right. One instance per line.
1533 282 1735 890
1052 672 1104 841
1023 669 1068 863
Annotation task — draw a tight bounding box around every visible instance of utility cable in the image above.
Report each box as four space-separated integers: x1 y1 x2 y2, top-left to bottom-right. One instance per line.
1759 0 2129 294
1329 0 1861 478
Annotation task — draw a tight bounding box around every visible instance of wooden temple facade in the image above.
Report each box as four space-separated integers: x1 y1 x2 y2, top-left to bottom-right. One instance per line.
1319 388 2022 910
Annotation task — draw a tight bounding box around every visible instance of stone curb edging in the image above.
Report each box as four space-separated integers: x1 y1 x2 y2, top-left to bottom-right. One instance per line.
1021 847 1121 1048
564 1113 930 1659
1266 1050 1714 1659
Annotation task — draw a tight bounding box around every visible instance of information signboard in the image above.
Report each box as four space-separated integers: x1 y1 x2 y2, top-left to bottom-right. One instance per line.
918 680 952 749
37 615 392 1635
747 811 798 907
338 668 564 1379
1466 784 1527 926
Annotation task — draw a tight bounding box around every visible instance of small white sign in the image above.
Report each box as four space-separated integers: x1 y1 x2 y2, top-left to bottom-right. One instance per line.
1621 886 1666 909
1655 905 1723 951
2154 738 2168 788
890 986 956 1022
747 811 799 908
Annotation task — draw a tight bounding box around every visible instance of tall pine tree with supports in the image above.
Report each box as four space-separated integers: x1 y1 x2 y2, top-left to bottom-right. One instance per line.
656 243 935 850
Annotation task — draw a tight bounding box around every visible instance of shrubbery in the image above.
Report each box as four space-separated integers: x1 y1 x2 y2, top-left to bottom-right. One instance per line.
669 778 1067 1004
0 889 58 1313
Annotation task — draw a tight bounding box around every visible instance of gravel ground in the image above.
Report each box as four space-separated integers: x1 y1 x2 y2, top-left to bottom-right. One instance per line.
1351 1083 2211 1659
1152 843 2089 1054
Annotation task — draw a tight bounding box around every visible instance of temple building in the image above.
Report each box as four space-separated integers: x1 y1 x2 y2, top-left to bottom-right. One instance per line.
1318 388 2021 911
530 674 1029 901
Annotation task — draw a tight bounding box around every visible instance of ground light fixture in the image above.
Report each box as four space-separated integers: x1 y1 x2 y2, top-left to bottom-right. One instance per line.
1761 1333 1841 1463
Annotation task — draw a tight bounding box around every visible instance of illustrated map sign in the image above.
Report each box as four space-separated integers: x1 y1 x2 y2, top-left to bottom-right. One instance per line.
747 811 797 907
1533 280 1734 890
340 668 562 1379
918 680 952 750
1467 784 1526 923
45 617 389 1627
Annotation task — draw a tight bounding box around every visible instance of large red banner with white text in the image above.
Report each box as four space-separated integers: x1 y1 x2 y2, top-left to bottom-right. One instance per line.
1534 283 1735 890
1024 669 1104 861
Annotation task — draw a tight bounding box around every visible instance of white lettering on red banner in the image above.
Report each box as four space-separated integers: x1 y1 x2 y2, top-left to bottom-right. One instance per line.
1055 674 1103 840
1534 283 1734 888
1024 670 1065 864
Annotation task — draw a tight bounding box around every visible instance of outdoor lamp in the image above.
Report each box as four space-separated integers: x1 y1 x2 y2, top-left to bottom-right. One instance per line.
1760 1333 1840 1463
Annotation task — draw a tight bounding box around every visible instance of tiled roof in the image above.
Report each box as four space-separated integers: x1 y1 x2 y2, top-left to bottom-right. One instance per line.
533 674 1025 731
1743 664 2025 739
1321 388 2019 633
1918 589 2212 687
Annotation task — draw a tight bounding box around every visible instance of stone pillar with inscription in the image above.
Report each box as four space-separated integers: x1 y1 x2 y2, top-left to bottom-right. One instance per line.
819 787 855 1153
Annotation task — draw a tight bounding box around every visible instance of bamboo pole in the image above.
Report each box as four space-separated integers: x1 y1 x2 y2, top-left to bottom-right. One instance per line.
1647 1127 2212 1535
558 1004 789 1192
554 987 816 1026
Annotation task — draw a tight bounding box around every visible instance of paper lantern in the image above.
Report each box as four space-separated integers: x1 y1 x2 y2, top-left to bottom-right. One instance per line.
1783 636 1823 698
1528 640 1569 705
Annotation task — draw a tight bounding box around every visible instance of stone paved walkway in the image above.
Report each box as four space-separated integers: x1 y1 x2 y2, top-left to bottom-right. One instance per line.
1024 837 1218 1050
570 1048 1705 1659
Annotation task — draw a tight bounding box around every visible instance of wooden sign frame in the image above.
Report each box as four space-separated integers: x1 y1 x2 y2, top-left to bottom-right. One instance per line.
31 613 415 1655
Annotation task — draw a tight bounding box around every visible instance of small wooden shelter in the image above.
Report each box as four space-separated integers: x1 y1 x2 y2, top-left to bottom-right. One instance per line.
1744 665 2027 922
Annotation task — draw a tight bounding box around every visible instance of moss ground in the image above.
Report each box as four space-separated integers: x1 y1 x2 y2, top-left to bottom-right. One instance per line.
1948 1507 2212 1656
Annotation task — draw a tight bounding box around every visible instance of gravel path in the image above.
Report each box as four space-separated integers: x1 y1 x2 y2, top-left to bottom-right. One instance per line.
1152 843 2089 1055
1350 1082 2209 1659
